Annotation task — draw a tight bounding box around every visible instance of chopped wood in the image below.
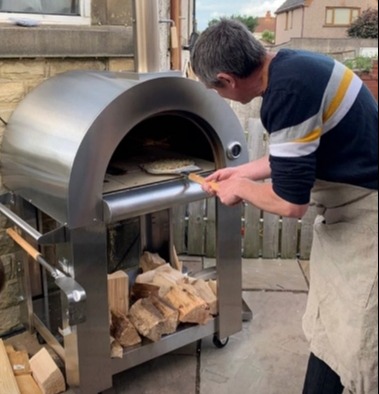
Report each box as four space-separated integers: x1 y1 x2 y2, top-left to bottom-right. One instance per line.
135 269 156 284
152 271 178 296
140 251 166 272
192 279 218 315
135 264 186 296
149 296 179 335
0 339 21 394
208 280 218 296
152 265 187 296
162 284 211 325
8 350 32 376
111 312 142 349
108 270 129 315
16 374 42 394
156 264 185 280
129 298 166 342
131 282 160 300
29 347 66 394
110 337 124 359
5 344 15 354
171 245 183 272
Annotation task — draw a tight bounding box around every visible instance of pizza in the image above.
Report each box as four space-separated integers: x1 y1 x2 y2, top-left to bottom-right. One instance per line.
141 158 198 174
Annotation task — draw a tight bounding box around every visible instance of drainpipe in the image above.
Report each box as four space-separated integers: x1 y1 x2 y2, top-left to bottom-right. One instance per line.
170 0 181 70
301 6 305 38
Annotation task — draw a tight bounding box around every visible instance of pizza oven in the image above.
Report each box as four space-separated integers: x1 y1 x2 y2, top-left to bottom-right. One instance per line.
0 68 249 393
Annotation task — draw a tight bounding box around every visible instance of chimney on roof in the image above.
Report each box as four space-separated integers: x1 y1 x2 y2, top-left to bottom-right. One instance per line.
266 11 272 18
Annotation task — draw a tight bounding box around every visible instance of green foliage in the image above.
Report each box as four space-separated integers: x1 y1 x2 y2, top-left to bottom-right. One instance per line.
344 56 375 73
261 30 275 44
208 15 259 32
347 8 378 39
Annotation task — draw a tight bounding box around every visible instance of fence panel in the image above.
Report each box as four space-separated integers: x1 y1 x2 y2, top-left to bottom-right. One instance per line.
281 218 300 259
187 200 206 255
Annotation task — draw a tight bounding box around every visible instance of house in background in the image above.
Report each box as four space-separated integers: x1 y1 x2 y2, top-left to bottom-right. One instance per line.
253 10 276 45
275 0 378 45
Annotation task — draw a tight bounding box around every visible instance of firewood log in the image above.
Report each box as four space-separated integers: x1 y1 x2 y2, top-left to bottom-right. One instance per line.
131 282 160 301
29 348 66 394
108 271 129 315
208 279 218 296
110 337 124 359
162 284 211 325
140 251 166 272
129 298 166 342
192 279 218 315
111 312 141 348
149 296 179 334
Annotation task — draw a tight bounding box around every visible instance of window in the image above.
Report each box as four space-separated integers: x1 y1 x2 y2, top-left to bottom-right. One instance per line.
0 0 90 25
285 10 293 31
325 7 360 26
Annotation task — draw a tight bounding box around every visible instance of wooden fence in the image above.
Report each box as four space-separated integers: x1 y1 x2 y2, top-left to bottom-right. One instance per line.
172 118 317 260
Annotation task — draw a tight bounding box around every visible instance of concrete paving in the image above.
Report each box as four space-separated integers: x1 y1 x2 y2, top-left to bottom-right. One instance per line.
4 258 314 394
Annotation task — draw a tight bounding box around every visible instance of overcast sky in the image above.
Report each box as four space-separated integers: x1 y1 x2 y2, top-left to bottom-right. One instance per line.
196 0 284 31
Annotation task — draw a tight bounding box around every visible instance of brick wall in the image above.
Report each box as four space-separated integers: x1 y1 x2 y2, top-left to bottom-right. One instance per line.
358 60 378 102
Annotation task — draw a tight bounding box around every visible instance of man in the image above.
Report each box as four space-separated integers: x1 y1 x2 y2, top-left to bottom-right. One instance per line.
190 19 378 394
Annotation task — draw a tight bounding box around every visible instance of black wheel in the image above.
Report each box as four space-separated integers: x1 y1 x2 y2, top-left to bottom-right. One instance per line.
213 335 229 349
36 332 46 345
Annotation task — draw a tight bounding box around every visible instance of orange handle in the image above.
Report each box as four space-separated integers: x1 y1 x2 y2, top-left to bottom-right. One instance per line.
6 228 41 261
188 173 219 191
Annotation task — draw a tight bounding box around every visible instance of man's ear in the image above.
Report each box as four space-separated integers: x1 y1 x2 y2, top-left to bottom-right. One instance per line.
216 73 236 88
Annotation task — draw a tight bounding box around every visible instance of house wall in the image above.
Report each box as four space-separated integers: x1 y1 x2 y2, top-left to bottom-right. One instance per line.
276 8 304 45
276 0 378 45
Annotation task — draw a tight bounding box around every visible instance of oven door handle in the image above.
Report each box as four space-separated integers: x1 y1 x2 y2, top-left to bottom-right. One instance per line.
6 228 87 326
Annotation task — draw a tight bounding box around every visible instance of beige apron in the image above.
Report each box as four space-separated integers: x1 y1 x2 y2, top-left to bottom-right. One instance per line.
303 180 378 394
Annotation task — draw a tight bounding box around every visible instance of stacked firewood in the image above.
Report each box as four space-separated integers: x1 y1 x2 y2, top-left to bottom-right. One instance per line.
108 252 218 357
0 339 66 394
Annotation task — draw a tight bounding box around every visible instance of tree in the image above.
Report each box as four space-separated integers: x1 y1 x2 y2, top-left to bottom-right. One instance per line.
347 8 378 39
262 30 275 44
208 15 259 32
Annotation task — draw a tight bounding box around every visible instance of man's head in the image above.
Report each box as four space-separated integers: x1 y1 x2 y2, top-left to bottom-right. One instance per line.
190 19 267 102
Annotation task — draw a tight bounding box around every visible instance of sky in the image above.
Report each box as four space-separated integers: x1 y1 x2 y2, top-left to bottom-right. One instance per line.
196 0 285 31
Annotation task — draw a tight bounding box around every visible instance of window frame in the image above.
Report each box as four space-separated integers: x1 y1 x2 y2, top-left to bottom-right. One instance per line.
0 0 91 25
285 10 294 31
325 7 360 27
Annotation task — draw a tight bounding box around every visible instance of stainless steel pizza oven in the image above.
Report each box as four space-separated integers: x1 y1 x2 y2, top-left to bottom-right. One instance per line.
0 67 249 393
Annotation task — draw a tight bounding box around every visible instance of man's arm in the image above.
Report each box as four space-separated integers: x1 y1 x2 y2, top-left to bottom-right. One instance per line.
206 155 271 182
215 177 309 218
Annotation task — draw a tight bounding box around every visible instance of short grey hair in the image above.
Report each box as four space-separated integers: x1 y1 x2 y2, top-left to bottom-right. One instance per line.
190 19 267 88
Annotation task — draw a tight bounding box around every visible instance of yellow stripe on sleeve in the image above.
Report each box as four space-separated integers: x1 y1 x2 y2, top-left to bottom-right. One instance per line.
294 127 322 143
323 68 354 122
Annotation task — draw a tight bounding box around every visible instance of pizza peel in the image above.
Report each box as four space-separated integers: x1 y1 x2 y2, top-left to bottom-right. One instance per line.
140 159 219 191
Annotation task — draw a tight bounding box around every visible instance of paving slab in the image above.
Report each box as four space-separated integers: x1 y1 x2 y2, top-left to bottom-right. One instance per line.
200 291 309 394
242 259 309 292
113 352 198 394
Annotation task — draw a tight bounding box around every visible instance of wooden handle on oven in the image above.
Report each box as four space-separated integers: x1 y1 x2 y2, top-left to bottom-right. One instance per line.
188 173 219 191
6 228 41 261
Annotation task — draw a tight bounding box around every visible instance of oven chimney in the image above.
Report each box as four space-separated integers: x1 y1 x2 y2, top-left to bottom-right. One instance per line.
133 0 161 73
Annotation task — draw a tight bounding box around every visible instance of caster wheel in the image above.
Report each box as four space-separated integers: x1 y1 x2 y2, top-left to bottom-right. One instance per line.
213 335 229 349
36 332 46 345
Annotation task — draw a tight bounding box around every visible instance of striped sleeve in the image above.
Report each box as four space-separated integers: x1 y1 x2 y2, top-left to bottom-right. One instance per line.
269 61 363 159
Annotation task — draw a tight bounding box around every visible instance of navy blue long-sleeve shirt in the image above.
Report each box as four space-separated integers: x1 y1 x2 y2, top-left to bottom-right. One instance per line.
261 49 378 205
